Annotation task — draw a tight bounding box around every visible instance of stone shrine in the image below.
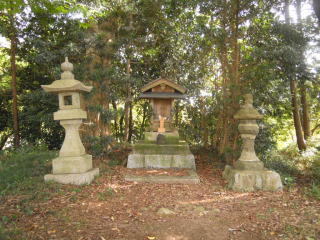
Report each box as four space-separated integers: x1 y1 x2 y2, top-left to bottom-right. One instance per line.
223 94 283 191
42 57 99 185
127 78 196 170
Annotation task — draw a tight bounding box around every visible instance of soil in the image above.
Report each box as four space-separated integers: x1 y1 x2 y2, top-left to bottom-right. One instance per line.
1 160 319 240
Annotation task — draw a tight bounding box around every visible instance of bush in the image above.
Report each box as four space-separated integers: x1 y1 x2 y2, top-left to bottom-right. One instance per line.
262 143 320 189
311 158 320 184
83 135 113 158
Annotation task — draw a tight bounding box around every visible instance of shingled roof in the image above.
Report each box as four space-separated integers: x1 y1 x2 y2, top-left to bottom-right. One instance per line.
141 78 187 94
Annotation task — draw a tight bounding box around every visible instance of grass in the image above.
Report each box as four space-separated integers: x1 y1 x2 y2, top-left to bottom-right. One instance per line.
0 146 57 196
307 183 320 200
97 187 116 200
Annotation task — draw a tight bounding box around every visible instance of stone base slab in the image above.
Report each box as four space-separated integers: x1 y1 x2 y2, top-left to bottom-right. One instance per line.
127 154 196 169
125 170 200 184
223 165 282 192
52 154 92 174
44 168 99 185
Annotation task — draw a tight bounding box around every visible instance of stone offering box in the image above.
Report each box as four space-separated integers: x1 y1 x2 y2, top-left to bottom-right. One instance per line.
127 78 197 172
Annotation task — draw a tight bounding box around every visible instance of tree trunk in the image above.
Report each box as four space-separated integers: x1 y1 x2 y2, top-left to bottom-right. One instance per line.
140 102 148 138
290 79 306 150
10 15 20 148
285 0 306 150
124 58 131 142
215 0 241 164
296 0 311 140
199 99 209 147
128 102 133 142
300 85 311 139
111 100 119 140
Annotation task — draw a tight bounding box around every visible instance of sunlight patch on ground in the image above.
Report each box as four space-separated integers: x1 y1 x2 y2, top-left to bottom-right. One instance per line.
164 234 189 240
177 192 250 205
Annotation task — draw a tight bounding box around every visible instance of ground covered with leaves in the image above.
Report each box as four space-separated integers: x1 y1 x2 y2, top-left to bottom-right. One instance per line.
0 156 319 240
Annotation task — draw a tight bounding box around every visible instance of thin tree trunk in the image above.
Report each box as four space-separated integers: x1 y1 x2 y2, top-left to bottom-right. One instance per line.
124 58 131 142
285 0 306 150
119 113 124 139
296 0 311 140
10 14 20 148
128 102 133 142
140 102 148 138
111 100 119 140
300 85 311 139
290 79 306 150
199 98 208 147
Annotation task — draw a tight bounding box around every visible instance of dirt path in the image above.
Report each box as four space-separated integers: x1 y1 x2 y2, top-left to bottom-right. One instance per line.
1 162 319 240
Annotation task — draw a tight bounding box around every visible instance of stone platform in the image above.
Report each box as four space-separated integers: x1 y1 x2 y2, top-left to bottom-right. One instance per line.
125 170 200 184
45 168 99 185
127 131 196 169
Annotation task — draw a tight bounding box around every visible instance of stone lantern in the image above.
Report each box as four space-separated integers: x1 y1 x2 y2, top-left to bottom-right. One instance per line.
41 57 99 185
223 94 282 191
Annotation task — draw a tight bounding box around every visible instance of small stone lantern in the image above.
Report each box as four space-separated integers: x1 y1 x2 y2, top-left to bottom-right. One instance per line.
223 94 282 191
41 57 99 185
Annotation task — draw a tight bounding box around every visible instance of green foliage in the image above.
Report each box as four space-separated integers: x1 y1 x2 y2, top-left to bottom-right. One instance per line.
307 183 320 200
83 135 113 158
311 158 320 184
19 90 63 149
0 145 56 195
255 121 277 161
262 142 320 189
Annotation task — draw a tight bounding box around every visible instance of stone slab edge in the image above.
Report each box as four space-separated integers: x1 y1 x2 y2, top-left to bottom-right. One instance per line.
44 168 99 185
124 170 200 184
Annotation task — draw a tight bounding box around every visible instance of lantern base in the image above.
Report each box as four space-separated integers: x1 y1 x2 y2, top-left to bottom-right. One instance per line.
52 154 92 174
223 165 282 192
44 168 99 185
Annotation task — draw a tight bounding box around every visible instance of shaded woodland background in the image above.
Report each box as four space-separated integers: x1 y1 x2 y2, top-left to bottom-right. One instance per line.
1 0 320 188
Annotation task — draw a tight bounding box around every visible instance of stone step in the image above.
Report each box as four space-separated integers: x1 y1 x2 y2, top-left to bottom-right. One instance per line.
127 154 196 169
124 170 200 184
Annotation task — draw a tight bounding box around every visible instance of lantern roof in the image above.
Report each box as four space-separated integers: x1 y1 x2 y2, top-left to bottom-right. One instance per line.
234 94 263 120
41 57 92 93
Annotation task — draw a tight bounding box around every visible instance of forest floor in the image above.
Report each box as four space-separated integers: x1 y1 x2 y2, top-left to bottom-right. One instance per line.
1 154 320 240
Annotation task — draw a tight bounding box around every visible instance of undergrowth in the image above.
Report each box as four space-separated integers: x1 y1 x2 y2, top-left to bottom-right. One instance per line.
262 143 320 199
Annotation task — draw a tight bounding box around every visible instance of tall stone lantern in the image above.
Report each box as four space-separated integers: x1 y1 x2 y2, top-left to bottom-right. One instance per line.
223 94 282 191
41 57 99 185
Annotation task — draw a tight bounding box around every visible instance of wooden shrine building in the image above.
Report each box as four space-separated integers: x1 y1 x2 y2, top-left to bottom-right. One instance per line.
139 78 186 132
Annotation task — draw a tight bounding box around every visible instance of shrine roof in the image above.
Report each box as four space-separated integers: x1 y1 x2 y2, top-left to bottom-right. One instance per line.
139 92 186 99
141 78 187 94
